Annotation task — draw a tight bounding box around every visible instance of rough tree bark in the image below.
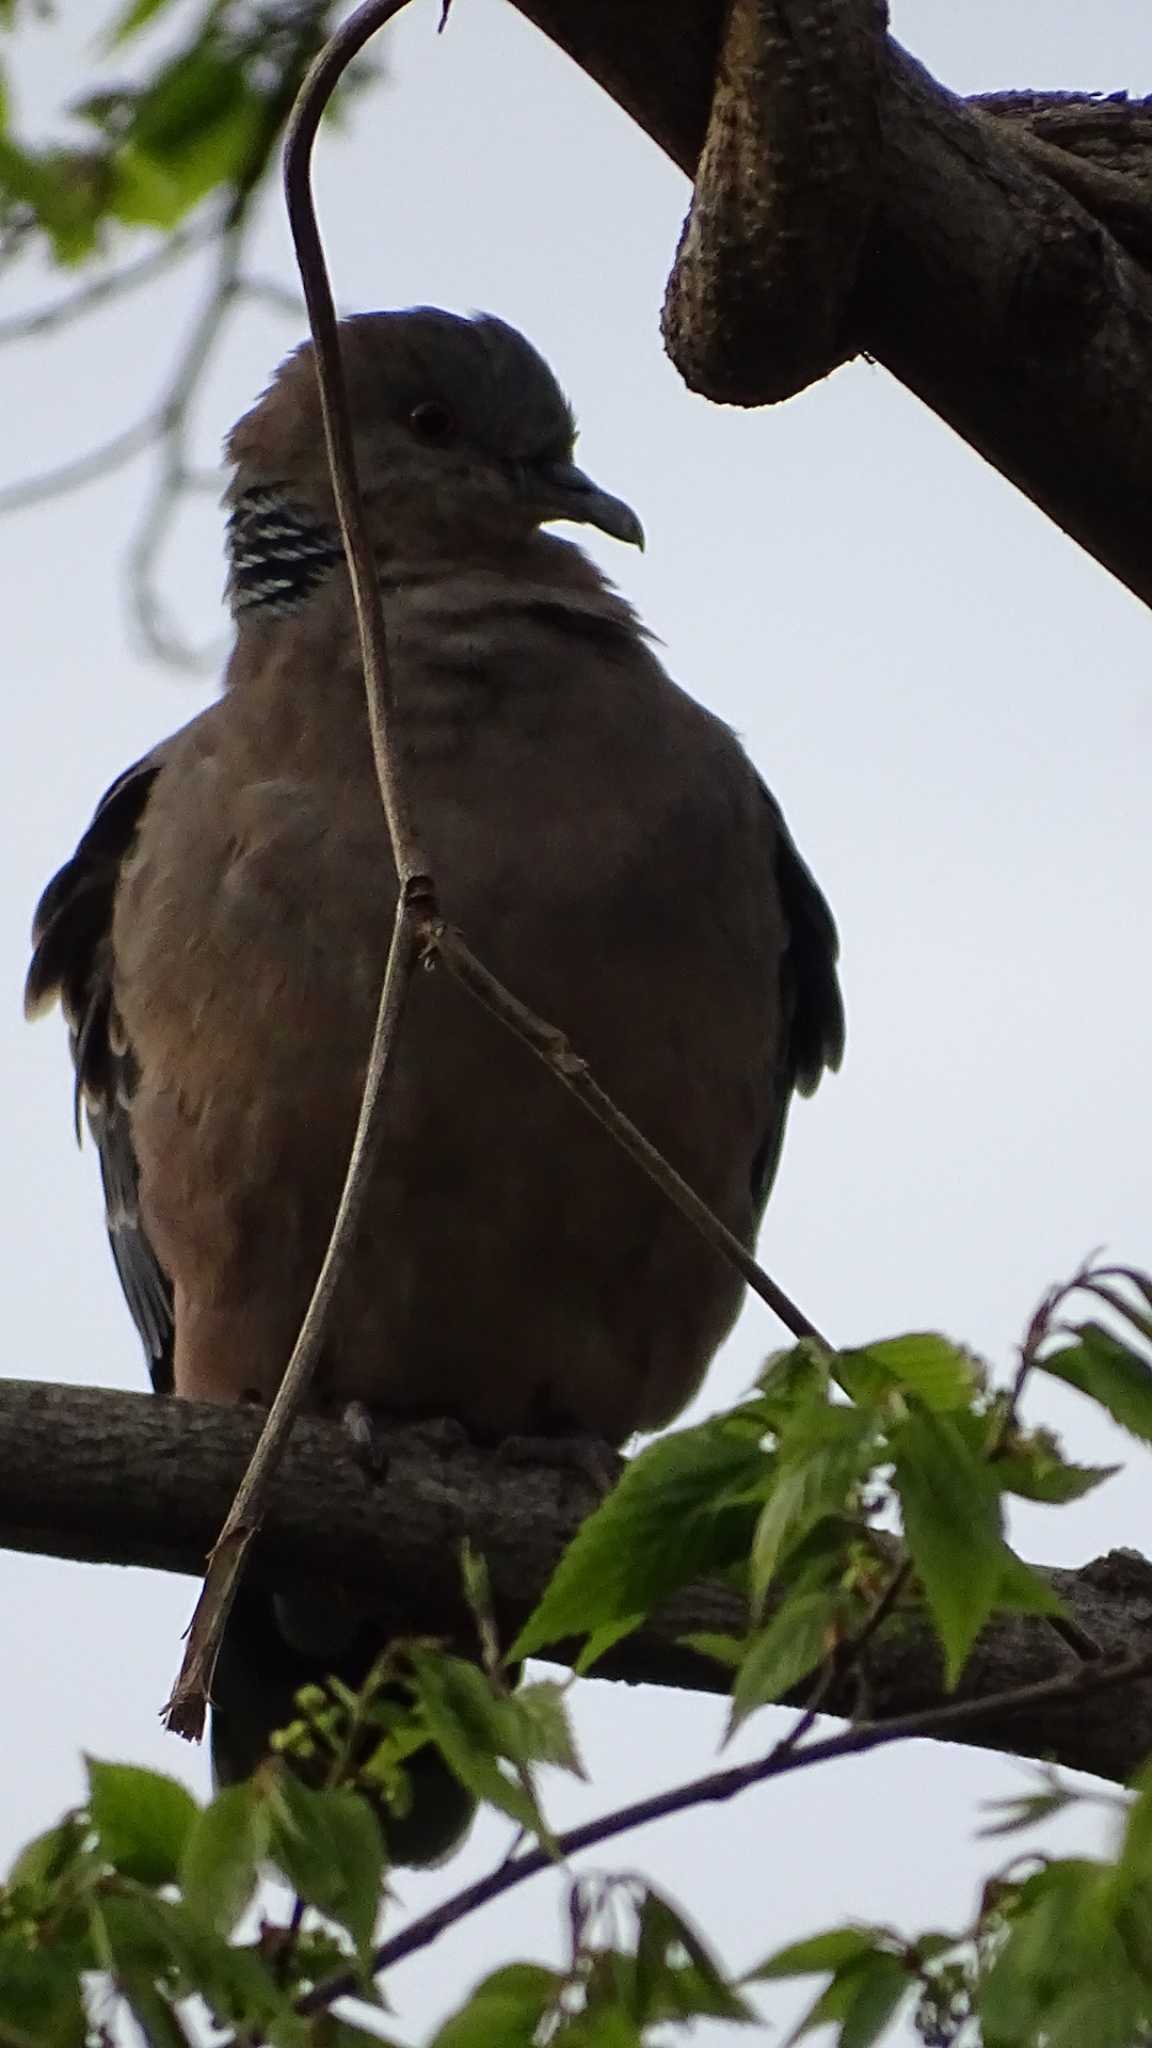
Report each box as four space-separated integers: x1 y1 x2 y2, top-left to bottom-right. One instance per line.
661 0 890 400
5 1378 1152 1787
509 0 1152 609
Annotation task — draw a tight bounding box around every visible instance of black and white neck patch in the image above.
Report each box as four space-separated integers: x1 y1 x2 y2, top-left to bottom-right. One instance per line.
226 485 345 618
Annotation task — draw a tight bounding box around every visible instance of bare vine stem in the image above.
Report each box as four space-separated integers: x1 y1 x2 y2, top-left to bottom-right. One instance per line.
432 923 828 1343
164 0 433 1737
164 900 423 1735
164 0 826 1735
283 0 432 886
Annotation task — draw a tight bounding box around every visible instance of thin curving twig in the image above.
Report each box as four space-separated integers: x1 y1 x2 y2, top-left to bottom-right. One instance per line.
0 219 210 348
164 898 423 1735
123 218 278 671
282 0 433 888
433 922 829 1345
0 412 164 515
165 0 434 1736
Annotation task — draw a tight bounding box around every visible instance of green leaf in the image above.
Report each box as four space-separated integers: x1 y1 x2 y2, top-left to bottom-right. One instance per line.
910 1932 958 1964
749 1927 891 1980
551 2010 642 2048
101 37 266 231
407 1651 541 1833
0 1944 87 2047
106 142 188 229
1113 1879 1152 1980
94 1890 187 1985
99 1896 294 2033
978 1779 1081 1839
130 46 245 158
840 1333 982 1411
109 92 261 227
178 1780 268 1935
190 1931 297 2033
459 1540 498 1665
6 1814 88 1894
785 1961 873 2043
505 1681 586 1777
0 135 109 263
782 1949 908 2048
729 1591 837 1732
1043 1984 1151 2048
835 1953 910 2048
1041 1323 1152 1443
891 1408 1005 1684
121 1980 192 2048
634 1888 755 2023
748 1466 812 1602
679 1631 744 1667
994 1542 1065 1620
512 1417 767 1659
106 0 183 45
277 2022 403 2047
978 1859 1121 2041
756 1337 835 1405
269 1775 384 1955
86 1758 198 1886
1118 1761 1152 1883
994 1435 1117 1504
428 1962 560 2046
748 1406 874 1613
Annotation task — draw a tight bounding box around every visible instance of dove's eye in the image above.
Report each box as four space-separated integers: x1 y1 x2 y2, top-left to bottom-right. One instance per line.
409 399 457 443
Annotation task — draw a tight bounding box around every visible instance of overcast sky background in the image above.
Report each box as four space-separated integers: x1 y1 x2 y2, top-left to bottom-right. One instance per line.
3 0 1151 2038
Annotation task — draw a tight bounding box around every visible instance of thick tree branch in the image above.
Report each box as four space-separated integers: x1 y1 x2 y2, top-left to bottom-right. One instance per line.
508 0 1152 608
5 1378 1152 1785
662 0 889 401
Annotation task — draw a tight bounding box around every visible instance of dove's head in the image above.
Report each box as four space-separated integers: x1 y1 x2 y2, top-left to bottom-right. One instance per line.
224 308 642 615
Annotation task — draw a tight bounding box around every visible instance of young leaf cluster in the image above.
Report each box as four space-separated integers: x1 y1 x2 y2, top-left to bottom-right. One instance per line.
516 1295 1132 1712
431 1877 755 2046
752 1762 1152 2048
0 1754 394 2043
5 1265 1152 2043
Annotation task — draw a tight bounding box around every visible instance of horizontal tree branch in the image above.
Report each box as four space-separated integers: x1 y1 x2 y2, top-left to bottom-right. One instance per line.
508 0 1152 608
5 1378 1152 1784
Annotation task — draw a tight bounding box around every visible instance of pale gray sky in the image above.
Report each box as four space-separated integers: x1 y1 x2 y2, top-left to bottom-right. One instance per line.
3 0 1151 2037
